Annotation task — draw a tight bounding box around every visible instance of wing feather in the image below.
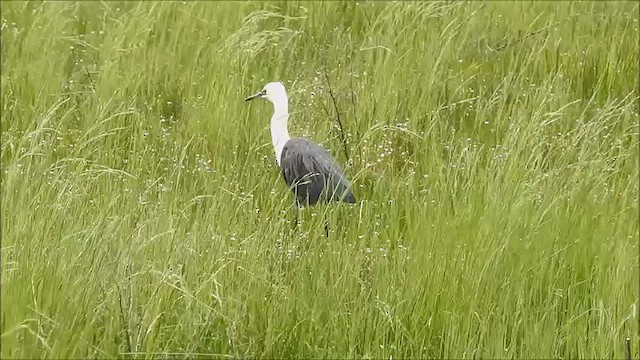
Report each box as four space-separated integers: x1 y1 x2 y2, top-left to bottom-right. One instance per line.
280 138 355 206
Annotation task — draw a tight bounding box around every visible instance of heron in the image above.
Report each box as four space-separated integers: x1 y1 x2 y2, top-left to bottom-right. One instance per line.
245 81 356 237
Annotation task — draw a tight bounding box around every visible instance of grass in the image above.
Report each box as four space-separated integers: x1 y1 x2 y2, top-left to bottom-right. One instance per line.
1 0 638 358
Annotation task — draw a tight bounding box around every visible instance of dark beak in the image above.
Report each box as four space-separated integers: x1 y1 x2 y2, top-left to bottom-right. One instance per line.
245 90 265 102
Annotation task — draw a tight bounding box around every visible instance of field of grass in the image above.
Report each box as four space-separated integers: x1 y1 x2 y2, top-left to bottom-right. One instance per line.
1 1 639 358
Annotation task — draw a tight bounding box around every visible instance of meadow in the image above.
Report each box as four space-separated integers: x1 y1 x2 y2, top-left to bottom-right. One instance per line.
1 1 639 358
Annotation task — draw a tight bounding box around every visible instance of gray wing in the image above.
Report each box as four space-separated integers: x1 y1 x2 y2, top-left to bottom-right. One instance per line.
280 138 356 206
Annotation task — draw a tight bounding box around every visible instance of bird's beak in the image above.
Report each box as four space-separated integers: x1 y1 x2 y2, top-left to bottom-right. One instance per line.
245 90 266 102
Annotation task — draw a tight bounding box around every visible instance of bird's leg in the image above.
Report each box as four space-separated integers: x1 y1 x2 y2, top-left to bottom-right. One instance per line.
322 207 329 238
293 203 300 230
324 220 329 238
289 203 301 249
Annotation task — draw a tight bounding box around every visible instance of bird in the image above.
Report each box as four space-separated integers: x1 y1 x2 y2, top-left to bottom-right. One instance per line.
245 81 356 237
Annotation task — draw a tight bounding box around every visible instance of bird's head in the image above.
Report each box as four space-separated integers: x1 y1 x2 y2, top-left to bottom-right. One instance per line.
245 82 287 104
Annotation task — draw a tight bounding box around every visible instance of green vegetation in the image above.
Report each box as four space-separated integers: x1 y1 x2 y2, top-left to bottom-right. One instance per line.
2 1 638 358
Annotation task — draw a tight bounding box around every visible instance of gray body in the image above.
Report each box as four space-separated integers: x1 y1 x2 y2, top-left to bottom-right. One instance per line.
280 138 356 207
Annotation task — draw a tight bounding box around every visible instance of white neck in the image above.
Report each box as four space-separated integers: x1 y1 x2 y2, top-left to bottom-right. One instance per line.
270 96 290 166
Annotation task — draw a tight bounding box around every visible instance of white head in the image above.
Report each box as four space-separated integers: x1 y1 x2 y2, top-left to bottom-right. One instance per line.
245 81 291 166
245 82 287 104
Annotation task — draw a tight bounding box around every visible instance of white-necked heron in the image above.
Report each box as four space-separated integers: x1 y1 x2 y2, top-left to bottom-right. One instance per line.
245 81 356 237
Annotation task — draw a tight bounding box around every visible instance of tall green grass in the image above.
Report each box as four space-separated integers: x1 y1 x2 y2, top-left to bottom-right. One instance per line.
1 1 638 358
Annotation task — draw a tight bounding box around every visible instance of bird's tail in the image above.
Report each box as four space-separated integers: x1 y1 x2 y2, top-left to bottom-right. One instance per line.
331 184 356 203
341 190 356 203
